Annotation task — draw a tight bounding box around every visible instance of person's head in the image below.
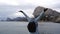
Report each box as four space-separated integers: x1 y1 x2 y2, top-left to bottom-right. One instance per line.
27 21 36 33
44 8 48 12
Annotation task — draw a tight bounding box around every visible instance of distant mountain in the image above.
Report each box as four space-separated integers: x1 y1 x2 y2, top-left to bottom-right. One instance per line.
6 17 27 21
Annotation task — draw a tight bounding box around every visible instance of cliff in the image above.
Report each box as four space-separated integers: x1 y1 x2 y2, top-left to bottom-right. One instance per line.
33 6 60 23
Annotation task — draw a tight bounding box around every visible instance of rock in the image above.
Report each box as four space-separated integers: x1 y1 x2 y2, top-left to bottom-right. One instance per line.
33 6 45 18
33 6 60 22
55 17 60 23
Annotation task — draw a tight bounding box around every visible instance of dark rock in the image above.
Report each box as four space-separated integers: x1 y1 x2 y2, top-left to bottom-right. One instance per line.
33 6 60 22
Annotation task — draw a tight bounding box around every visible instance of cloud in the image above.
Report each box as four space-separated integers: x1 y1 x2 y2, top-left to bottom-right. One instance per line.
51 3 60 9
0 0 19 5
0 4 35 19
0 0 60 19
0 0 60 9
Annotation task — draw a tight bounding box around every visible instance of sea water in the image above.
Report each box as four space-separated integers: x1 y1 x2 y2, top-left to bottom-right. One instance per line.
0 21 29 34
0 21 60 34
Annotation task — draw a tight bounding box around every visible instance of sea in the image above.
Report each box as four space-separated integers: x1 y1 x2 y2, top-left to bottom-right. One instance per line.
0 21 60 34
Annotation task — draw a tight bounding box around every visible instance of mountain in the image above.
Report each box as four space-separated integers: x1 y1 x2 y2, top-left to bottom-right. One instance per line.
6 17 27 21
33 6 60 23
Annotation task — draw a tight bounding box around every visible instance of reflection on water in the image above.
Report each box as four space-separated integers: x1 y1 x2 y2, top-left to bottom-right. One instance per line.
0 22 60 34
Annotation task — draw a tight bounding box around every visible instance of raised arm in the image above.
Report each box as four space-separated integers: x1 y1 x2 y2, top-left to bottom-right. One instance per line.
34 10 45 22
34 8 48 22
18 10 31 22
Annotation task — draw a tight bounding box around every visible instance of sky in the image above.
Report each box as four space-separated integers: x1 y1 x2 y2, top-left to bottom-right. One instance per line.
0 0 60 19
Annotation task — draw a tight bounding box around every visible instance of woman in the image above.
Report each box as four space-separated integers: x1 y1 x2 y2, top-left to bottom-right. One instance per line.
18 9 46 34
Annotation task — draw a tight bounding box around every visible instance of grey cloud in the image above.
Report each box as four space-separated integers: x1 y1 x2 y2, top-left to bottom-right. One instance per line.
0 4 36 9
51 2 60 9
18 4 36 9
0 4 35 19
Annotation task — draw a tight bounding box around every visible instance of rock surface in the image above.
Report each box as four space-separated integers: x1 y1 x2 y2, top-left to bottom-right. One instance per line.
33 6 60 22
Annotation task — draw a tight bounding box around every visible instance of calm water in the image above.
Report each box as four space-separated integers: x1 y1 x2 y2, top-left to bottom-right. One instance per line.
0 22 60 34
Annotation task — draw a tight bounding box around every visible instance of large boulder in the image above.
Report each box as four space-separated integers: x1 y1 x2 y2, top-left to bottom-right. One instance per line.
55 17 60 23
33 6 60 22
33 6 45 18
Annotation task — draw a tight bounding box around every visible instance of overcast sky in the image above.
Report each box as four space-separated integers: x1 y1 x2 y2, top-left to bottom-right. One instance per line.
0 0 60 19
